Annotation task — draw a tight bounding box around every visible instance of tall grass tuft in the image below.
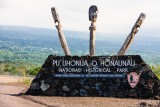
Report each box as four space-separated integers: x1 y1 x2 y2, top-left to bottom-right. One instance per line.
151 65 160 79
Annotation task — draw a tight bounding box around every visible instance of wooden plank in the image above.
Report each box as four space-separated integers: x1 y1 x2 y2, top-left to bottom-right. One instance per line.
51 7 71 56
117 13 146 55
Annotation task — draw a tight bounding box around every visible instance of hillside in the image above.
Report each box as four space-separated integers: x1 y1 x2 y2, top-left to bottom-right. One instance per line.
0 25 160 66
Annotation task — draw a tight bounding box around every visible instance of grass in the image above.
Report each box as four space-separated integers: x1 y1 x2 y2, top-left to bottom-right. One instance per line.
151 65 160 79
17 77 32 86
16 69 33 86
21 69 33 85
22 77 32 85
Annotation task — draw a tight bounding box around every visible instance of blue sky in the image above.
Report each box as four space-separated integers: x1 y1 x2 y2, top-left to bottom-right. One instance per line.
0 0 160 36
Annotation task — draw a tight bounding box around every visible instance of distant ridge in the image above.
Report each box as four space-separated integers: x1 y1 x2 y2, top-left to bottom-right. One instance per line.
0 25 159 65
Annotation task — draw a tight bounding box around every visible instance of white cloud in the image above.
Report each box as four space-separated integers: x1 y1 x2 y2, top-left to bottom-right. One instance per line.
0 0 6 8
0 0 160 36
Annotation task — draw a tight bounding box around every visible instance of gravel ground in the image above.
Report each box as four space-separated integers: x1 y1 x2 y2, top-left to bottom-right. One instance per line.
0 85 46 107
0 75 159 107
24 96 159 107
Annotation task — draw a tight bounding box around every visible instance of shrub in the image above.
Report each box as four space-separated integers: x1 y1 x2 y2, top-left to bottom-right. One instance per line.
28 67 41 75
151 65 160 79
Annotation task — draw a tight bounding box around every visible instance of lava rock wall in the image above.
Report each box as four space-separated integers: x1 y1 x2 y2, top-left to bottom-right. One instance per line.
26 55 160 99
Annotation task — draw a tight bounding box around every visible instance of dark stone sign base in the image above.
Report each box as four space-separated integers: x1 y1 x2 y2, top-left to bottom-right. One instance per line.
26 55 160 99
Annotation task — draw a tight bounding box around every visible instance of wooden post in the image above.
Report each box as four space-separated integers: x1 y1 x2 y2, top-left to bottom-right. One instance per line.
89 5 98 56
117 13 146 55
89 21 96 56
51 7 71 56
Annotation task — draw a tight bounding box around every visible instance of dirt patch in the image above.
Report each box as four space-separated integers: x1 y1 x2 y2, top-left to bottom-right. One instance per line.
0 85 46 107
0 75 24 83
23 96 159 107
